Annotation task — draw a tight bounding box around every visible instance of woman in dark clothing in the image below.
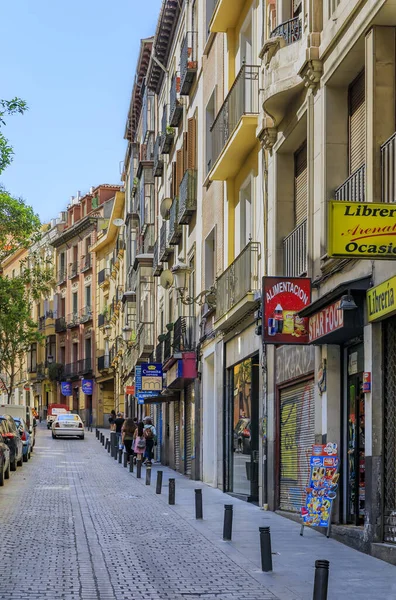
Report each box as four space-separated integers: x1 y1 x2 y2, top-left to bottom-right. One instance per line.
121 418 136 463
109 409 116 431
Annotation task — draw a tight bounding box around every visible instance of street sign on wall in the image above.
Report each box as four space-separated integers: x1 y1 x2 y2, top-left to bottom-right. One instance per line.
262 276 311 344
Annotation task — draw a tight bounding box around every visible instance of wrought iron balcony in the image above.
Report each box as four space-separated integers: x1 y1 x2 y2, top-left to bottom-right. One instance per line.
210 65 259 171
335 165 365 202
283 219 307 278
97 355 110 371
68 262 79 279
180 32 198 95
173 316 196 352
55 317 67 333
98 268 110 285
160 106 174 154
153 239 162 276
57 269 67 285
67 312 79 328
381 133 396 202
216 241 261 321
159 221 172 262
153 134 164 177
178 169 197 224
155 341 164 364
168 198 182 245
78 358 92 375
64 363 78 378
81 254 91 272
270 16 302 45
80 306 93 324
169 73 183 127
163 330 172 363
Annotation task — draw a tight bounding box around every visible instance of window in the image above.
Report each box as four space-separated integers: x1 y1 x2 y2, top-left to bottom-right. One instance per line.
329 0 341 17
72 292 78 315
205 0 216 36
60 346 66 365
205 90 216 174
85 338 91 361
28 343 37 373
60 297 66 318
204 228 216 290
235 178 252 255
85 236 91 254
294 142 307 226
85 285 91 308
348 71 365 175
189 255 195 319
46 335 56 364
60 252 65 273
72 343 78 364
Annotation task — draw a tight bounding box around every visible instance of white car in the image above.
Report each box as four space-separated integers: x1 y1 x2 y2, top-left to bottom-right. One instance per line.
52 414 85 439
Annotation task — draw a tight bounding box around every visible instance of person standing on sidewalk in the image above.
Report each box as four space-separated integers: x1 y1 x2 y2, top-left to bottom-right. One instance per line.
114 412 125 449
133 421 146 464
109 409 116 431
121 418 136 463
143 416 156 466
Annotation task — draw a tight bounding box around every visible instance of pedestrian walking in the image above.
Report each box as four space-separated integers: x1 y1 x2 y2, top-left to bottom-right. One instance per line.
114 412 125 448
109 409 116 431
143 416 156 466
133 421 146 464
121 418 136 463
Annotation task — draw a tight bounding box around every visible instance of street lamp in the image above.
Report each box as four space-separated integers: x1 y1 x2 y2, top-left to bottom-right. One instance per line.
171 262 216 308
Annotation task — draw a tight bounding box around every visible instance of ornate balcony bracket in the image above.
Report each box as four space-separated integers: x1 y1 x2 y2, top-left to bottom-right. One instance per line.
259 37 285 67
299 58 323 91
258 117 278 151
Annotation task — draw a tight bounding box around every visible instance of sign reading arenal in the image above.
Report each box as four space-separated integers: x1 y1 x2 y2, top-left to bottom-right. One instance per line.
328 200 396 259
263 276 311 344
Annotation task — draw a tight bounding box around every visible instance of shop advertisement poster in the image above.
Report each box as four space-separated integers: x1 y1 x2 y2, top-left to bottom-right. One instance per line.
301 443 340 528
61 381 72 396
81 379 93 395
262 276 311 344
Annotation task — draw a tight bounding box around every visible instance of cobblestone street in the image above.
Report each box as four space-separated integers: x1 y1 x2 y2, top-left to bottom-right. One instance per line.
0 425 277 600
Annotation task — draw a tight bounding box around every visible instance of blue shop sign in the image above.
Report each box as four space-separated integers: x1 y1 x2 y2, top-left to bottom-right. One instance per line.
141 363 163 378
82 379 94 395
61 381 72 396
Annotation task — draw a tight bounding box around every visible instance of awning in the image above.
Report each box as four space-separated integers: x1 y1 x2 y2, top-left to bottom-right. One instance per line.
299 276 372 318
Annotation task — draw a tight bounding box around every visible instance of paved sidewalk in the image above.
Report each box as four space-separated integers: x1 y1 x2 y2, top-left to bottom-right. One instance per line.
99 427 396 600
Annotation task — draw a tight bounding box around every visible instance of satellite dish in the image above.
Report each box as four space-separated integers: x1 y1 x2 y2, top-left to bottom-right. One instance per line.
160 198 172 220
160 269 174 290
113 218 125 227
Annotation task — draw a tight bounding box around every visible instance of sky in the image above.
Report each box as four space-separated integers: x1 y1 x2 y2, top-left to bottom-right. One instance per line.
1 0 162 222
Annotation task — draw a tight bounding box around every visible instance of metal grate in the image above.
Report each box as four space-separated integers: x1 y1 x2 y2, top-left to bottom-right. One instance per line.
335 164 365 202
384 317 396 542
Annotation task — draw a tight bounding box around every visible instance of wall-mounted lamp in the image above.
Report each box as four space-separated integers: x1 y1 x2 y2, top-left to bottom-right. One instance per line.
338 290 358 311
171 262 216 308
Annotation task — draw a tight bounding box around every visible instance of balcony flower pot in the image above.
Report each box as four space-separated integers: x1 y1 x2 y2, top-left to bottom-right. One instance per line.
166 322 174 332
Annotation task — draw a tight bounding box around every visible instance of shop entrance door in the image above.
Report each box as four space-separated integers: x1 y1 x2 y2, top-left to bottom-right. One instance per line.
345 344 365 525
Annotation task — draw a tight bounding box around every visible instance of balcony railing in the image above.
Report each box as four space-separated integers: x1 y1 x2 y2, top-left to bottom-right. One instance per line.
180 31 198 95
153 239 162 276
334 164 365 202
78 358 92 375
168 198 182 245
159 221 172 262
38 316 46 331
163 331 173 363
270 16 302 45
155 341 164 364
64 363 78 378
67 312 79 328
216 241 261 320
142 90 155 142
173 316 196 352
283 219 307 278
178 169 197 224
68 262 79 279
153 134 164 177
210 65 259 169
98 268 110 285
81 254 91 272
80 306 93 324
97 355 110 371
57 269 66 285
143 224 155 255
55 317 67 333
381 133 396 203
169 73 183 127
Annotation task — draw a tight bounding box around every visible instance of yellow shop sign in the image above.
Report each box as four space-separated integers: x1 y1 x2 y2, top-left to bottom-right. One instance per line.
328 201 396 259
367 276 396 322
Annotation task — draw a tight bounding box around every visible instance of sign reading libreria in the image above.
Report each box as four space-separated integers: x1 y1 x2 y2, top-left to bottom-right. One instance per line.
367 276 396 322
328 200 396 259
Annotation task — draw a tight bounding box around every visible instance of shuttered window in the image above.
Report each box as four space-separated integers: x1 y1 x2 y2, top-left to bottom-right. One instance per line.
176 149 183 194
349 71 365 175
187 116 197 169
183 132 188 175
279 380 315 512
174 401 180 472
171 162 177 197
294 142 307 226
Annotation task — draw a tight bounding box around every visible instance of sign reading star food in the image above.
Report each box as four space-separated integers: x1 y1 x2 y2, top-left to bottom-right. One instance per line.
328 200 396 259
262 276 311 344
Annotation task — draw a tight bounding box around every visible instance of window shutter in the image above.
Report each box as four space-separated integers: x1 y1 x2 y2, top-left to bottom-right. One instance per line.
349 71 365 175
187 117 197 169
176 150 183 194
171 162 177 197
183 132 188 175
294 142 307 226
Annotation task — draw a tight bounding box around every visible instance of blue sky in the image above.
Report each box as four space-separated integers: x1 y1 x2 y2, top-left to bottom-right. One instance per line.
1 0 161 222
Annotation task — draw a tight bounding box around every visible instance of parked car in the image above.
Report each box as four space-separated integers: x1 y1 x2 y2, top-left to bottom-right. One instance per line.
0 404 36 450
0 432 10 486
52 414 84 439
13 417 32 462
0 415 23 471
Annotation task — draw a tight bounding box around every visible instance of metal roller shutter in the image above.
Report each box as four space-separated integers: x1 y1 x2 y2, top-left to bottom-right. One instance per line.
383 317 396 542
349 71 365 174
294 142 307 226
185 385 193 477
174 401 180 472
279 379 315 512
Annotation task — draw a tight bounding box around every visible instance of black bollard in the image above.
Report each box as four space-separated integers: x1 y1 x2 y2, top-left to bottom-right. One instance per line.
195 489 203 519
96 429 99 439
101 434 104 446
123 452 128 468
169 478 175 505
136 459 142 479
107 439 110 453
259 526 273 572
313 560 329 600
223 505 233 541
110 432 117 457
129 457 134 473
118 449 123 464
146 467 151 486
156 470 163 494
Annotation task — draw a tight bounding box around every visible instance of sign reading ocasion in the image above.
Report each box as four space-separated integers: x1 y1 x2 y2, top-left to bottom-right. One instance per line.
328 200 396 259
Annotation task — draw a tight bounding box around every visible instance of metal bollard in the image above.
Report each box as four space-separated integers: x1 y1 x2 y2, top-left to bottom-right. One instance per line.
96 429 99 439
136 459 142 479
107 439 110 453
313 560 329 600
195 489 203 519
259 526 273 572
110 432 117 457
223 505 233 541
123 452 128 468
169 478 175 505
129 457 134 473
156 470 163 494
118 449 123 463
146 467 151 485
101 434 105 446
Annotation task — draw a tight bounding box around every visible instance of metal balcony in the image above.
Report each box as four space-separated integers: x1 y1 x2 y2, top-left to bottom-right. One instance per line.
381 133 396 202
159 221 172 262
153 134 164 177
97 355 110 371
55 317 67 333
81 254 91 272
163 331 173 363
283 219 307 278
68 262 79 279
78 358 92 375
335 165 365 202
80 306 93 324
178 169 197 224
180 32 198 95
173 316 196 352
57 269 67 285
216 241 261 321
160 106 174 154
67 312 79 328
168 198 182 246
270 16 302 45
155 341 164 364
153 239 163 276
169 73 183 127
64 363 78 378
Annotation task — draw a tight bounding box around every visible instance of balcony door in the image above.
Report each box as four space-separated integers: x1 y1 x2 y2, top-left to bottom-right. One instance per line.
235 176 252 257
